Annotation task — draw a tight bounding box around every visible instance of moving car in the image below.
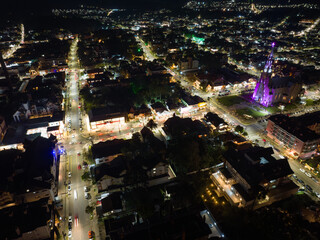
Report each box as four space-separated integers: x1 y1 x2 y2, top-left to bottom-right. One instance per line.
74 190 77 200
78 164 81 170
74 215 79 227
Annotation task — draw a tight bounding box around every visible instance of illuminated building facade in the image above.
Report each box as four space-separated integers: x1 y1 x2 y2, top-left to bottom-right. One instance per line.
252 43 302 107
266 114 320 159
252 43 276 107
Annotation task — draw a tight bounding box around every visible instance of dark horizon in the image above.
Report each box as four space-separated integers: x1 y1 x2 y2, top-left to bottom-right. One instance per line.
4 0 320 11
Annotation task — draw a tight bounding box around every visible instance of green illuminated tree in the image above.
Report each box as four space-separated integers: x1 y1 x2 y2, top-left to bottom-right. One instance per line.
235 125 244 133
85 205 94 215
81 171 91 181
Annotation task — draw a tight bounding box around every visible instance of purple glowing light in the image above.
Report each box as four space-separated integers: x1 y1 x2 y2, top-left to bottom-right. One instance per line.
252 42 276 107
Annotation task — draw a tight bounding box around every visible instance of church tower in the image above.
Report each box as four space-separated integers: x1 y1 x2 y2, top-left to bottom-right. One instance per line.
252 42 276 107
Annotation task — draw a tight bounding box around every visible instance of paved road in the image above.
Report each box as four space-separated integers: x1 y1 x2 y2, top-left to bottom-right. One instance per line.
288 159 320 194
59 38 96 240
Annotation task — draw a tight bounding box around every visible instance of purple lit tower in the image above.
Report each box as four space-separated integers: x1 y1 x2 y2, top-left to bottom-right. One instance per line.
252 42 276 107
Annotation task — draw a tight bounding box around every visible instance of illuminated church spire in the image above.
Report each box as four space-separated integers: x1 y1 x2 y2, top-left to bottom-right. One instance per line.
252 42 276 107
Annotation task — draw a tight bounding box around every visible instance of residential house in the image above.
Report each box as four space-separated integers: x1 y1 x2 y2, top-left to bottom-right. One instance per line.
91 139 129 165
204 112 228 132
100 192 123 217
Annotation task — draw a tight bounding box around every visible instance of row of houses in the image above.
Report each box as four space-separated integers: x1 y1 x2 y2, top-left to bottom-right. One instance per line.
91 127 175 192
87 94 206 132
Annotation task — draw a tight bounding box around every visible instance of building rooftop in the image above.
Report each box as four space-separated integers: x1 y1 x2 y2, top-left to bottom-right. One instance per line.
269 114 320 142
294 111 320 128
88 107 126 123
105 210 211 240
0 198 51 239
101 192 123 215
205 112 227 126
224 147 293 187
91 139 129 160
269 75 301 89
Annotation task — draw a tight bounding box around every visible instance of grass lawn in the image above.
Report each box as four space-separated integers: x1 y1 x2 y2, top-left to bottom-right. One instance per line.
284 103 298 111
266 106 279 114
306 99 314 106
236 108 267 119
217 95 244 107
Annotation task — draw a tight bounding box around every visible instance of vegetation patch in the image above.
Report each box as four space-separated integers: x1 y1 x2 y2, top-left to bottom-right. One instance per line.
236 108 266 119
284 103 298 111
217 95 244 107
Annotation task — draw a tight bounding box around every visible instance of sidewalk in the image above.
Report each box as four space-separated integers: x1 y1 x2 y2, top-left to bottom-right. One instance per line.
88 181 105 240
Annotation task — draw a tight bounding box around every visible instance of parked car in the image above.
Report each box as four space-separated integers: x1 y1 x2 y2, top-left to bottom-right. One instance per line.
311 177 319 183
297 178 305 186
68 222 72 230
306 185 313 192
56 203 63 210
85 192 91 199
88 231 94 240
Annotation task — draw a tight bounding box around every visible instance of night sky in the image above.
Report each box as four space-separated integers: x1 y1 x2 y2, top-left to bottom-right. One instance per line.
4 0 186 10
2 0 319 20
3 0 319 11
